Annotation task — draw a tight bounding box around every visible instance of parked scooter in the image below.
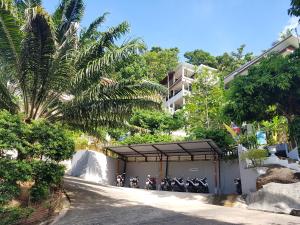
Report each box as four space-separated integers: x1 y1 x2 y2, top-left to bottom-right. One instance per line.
160 177 172 191
145 175 156 190
116 173 125 187
171 177 186 192
186 177 209 193
129 176 139 188
234 178 242 195
196 177 209 193
185 178 199 193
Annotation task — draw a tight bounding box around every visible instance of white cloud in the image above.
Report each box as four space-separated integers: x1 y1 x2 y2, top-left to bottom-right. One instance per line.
278 17 299 40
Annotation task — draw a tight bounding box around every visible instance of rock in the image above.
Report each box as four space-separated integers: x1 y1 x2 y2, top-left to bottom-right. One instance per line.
256 165 300 190
247 182 300 214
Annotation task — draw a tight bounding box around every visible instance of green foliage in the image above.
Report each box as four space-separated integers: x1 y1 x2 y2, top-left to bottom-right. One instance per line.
260 116 288 145
32 161 65 188
226 50 300 123
216 45 253 76
114 54 149 81
289 116 300 150
184 49 217 68
226 49 300 147
143 47 179 82
0 110 30 159
240 149 268 167
29 121 75 161
0 206 33 225
0 111 74 205
188 128 234 151
120 133 174 145
0 159 32 205
185 68 227 130
30 183 50 203
0 110 75 161
130 109 184 134
184 45 253 77
288 0 300 18
0 2 164 134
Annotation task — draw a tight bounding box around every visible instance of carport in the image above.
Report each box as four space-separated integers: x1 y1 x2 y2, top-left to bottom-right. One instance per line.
106 139 222 193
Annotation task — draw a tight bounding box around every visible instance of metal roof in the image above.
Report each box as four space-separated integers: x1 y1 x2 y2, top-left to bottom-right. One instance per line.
106 139 221 161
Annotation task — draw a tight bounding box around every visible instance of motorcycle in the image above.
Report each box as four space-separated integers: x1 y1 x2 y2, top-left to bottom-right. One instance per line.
197 177 209 193
186 177 209 193
160 177 172 191
171 177 186 192
116 173 125 187
129 176 139 188
145 175 156 190
234 178 242 195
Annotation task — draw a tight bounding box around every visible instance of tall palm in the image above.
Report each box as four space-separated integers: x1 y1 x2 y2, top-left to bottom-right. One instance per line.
0 0 164 132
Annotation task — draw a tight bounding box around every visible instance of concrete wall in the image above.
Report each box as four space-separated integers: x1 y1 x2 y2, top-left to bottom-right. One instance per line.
220 160 240 194
68 150 124 185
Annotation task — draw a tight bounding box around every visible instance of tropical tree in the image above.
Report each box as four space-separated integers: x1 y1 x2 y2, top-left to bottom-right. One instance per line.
225 49 300 146
0 0 164 133
184 49 217 68
185 68 226 130
288 0 300 18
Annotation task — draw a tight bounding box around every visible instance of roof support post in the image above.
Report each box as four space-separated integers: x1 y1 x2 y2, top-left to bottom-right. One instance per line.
159 156 163 181
165 156 169 178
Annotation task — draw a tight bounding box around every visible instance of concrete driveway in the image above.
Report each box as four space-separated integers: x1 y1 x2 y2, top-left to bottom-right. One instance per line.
53 176 300 225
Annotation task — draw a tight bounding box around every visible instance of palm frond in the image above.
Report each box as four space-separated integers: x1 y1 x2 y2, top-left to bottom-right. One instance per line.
20 6 56 118
75 21 131 66
0 0 22 70
61 80 164 130
79 12 109 43
72 38 145 92
0 79 18 113
56 0 84 45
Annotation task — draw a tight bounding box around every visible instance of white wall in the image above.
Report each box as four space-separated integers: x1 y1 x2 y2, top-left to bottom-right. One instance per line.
125 160 239 194
68 150 124 185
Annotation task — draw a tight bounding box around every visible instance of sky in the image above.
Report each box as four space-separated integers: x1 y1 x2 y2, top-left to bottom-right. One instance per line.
43 0 295 61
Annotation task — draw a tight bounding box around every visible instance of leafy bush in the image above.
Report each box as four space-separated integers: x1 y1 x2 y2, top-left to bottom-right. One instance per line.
0 159 32 205
0 111 74 205
29 120 75 162
130 109 184 134
188 128 234 151
32 162 65 187
0 111 30 159
120 133 174 145
30 183 50 203
0 206 33 225
240 149 269 167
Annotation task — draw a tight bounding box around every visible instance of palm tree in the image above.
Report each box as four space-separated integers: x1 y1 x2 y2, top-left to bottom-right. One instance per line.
0 0 164 132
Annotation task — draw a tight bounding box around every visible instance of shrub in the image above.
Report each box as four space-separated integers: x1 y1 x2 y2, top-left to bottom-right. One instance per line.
32 161 65 187
0 159 32 205
188 128 234 151
240 149 269 167
0 206 33 225
30 182 50 202
120 133 174 145
29 120 75 162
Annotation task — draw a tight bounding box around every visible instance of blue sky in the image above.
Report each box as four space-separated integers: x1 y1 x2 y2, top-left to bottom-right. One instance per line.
43 0 294 60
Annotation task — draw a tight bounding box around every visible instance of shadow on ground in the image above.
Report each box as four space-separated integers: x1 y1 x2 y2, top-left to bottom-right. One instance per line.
56 177 241 225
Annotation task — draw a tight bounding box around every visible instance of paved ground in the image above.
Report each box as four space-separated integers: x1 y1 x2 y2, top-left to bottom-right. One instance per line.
53 176 300 225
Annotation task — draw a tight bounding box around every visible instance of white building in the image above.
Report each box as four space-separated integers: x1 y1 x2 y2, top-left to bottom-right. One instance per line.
160 62 216 114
